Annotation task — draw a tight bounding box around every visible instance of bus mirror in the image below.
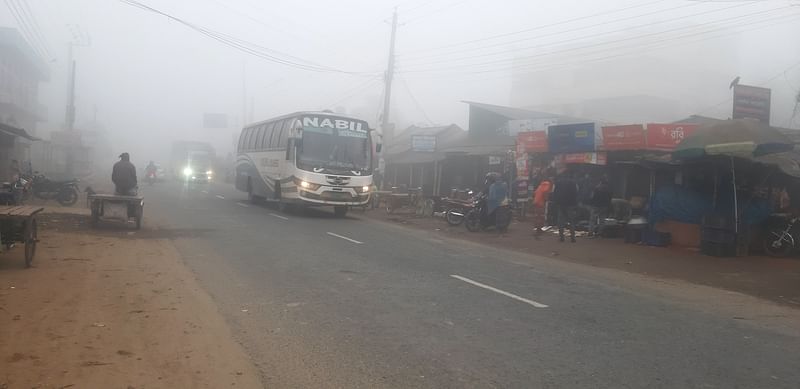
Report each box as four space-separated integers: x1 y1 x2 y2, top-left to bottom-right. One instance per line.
376 144 382 153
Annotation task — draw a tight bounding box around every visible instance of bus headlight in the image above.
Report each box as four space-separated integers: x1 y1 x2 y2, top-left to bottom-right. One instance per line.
183 167 193 176
293 178 320 191
361 186 371 193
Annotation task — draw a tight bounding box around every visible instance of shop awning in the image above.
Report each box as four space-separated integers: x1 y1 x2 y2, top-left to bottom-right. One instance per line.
0 122 40 141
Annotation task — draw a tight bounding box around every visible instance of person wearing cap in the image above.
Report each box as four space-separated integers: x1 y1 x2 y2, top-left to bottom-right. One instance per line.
112 152 138 195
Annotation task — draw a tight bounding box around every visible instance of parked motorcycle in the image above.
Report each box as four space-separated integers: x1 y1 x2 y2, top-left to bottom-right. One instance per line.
442 192 476 226
0 180 25 205
32 173 80 206
763 214 800 257
464 193 512 232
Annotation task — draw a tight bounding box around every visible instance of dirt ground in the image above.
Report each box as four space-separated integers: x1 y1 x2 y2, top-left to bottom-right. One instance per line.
0 210 262 389
360 207 800 308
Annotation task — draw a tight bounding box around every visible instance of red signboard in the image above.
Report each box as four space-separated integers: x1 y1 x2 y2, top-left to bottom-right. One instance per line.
516 131 548 153
601 124 645 150
646 123 698 151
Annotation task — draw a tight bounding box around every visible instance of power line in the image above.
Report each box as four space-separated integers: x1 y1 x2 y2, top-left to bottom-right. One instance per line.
323 76 383 109
397 72 433 125
401 6 795 74
118 0 377 76
3 0 49 60
401 0 670 54
403 0 473 25
399 0 750 66
401 11 800 83
12 0 52 59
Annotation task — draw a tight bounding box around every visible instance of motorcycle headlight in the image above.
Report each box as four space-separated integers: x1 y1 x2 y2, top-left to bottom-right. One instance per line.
183 167 193 176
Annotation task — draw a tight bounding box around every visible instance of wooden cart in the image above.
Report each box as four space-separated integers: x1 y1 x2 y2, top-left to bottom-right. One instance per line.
0 205 43 268
88 194 144 229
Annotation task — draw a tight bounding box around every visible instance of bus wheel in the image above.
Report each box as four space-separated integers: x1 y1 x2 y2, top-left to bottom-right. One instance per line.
334 206 348 218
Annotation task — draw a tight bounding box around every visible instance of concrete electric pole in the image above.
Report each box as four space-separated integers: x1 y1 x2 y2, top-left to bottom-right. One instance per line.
380 8 398 144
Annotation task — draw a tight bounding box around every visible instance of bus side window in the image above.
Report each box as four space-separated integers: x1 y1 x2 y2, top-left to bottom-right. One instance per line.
270 120 285 149
254 124 266 151
237 129 248 152
248 126 260 151
278 119 292 149
243 128 254 152
286 138 294 161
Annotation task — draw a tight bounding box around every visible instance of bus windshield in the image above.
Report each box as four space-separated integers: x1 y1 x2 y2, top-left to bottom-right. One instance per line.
298 125 370 174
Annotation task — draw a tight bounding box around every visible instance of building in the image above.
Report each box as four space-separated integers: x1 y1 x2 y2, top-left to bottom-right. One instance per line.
0 27 48 179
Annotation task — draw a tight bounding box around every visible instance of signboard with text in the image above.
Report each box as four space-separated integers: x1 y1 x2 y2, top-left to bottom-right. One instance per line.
548 123 595 154
561 152 608 165
601 124 645 150
516 131 548 153
732 84 771 124
411 135 436 152
646 123 698 151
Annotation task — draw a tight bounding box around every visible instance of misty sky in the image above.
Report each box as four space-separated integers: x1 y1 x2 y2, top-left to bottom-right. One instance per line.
2 0 800 161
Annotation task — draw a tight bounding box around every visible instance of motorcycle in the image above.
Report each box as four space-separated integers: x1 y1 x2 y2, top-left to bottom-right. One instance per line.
464 193 512 232
442 191 477 226
32 173 80 206
763 214 800 257
145 171 157 186
0 180 25 205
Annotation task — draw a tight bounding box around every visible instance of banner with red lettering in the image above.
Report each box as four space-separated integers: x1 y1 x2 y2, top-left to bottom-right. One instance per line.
560 152 608 165
646 123 698 151
516 131 548 153
601 124 645 150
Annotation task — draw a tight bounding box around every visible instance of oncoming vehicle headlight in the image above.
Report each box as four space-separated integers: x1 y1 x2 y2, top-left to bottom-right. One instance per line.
293 178 320 191
206 170 213 176
361 185 371 193
183 167 193 176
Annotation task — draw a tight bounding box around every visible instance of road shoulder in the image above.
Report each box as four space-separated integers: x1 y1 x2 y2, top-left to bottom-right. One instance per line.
0 212 262 388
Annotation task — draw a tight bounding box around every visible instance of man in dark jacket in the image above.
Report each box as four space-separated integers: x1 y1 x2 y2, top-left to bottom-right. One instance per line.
112 152 138 195
552 169 578 242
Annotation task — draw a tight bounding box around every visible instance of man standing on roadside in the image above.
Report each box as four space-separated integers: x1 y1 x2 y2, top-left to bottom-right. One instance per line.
112 152 138 196
552 168 578 242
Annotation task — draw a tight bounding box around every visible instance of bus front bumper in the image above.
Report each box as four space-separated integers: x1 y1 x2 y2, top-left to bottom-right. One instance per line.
297 189 370 206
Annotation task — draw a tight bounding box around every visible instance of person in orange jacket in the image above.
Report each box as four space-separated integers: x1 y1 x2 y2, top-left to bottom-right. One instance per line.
532 169 554 238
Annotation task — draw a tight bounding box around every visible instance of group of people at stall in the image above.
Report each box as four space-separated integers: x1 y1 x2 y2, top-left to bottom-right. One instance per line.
528 166 613 243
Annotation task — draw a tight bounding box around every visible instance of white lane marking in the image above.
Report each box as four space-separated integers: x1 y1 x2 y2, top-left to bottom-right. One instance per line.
215 195 225 199
269 213 289 220
326 232 363 244
450 275 548 308
201 190 209 194
236 202 249 208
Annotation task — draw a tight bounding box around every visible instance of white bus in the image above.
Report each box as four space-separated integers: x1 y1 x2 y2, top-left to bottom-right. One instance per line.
235 111 378 217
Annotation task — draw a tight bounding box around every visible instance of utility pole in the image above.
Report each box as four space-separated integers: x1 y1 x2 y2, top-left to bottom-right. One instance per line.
380 8 398 143
65 43 76 131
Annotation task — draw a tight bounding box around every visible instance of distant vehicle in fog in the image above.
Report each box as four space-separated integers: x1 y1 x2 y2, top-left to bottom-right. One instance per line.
235 111 379 217
170 141 216 183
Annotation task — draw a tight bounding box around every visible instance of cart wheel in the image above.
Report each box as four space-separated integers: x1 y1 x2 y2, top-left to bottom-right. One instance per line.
24 219 37 268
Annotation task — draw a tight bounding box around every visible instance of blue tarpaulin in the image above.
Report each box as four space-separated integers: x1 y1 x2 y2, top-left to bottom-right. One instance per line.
649 185 772 226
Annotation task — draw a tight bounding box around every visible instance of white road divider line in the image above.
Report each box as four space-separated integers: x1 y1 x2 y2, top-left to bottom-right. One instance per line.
201 190 209 194
326 232 363 244
236 202 249 208
215 195 225 199
269 213 289 220
450 275 548 308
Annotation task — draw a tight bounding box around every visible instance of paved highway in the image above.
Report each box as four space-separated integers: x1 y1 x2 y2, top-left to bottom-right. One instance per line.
143 180 800 388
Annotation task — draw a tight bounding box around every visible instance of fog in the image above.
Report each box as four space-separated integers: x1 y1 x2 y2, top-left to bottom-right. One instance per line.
3 0 800 165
